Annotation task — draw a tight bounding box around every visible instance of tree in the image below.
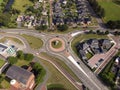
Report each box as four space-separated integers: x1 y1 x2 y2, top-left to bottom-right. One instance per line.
33 62 42 70
35 25 47 31
29 0 38 3
105 30 109 35
8 56 18 65
17 50 24 59
0 13 11 27
106 20 114 29
32 62 46 84
100 8 105 17
96 30 100 34
0 75 3 83
24 53 34 61
57 24 68 31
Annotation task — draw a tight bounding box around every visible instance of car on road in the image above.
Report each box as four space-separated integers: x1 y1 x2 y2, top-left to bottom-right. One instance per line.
77 61 80 65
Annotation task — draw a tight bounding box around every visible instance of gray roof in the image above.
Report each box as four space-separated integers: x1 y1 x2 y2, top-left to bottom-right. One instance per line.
0 44 8 52
88 39 99 48
6 65 33 84
101 39 111 45
80 42 89 50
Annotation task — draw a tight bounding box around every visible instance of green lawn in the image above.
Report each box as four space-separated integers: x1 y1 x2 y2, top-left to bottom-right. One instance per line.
97 0 120 22
0 0 3 4
0 59 5 68
86 52 93 60
71 34 108 54
42 27 97 34
40 52 80 82
12 0 33 12
47 84 65 90
0 37 23 45
15 59 29 67
51 40 62 49
40 59 77 90
21 34 43 49
1 79 10 89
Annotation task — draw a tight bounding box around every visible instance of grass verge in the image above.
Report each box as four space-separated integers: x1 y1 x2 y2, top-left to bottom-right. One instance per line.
40 52 80 82
21 34 43 49
0 37 23 45
0 59 5 68
40 59 77 90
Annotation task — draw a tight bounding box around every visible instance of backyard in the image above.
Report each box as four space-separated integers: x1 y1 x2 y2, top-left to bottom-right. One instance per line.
99 51 120 89
97 0 120 22
12 0 33 12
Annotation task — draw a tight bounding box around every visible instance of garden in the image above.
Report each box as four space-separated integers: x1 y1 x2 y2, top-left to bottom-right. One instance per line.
0 50 46 89
99 51 120 89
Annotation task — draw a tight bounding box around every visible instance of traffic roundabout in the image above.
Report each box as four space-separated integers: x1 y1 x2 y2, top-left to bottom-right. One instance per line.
49 37 66 52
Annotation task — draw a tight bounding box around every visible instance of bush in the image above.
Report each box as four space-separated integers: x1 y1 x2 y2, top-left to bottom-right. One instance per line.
0 75 4 83
99 56 116 87
8 56 18 65
24 53 34 61
0 13 11 27
104 30 109 35
106 20 120 29
16 50 24 59
57 24 68 31
35 25 47 30
47 84 65 90
32 62 46 84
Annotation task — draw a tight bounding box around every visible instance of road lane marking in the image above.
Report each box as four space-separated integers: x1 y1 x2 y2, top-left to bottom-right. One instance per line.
67 55 101 90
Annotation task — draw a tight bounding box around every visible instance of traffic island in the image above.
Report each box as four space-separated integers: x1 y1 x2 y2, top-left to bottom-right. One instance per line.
49 38 65 52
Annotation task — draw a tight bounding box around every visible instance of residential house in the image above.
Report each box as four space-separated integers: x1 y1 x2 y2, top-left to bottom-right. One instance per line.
87 39 100 54
76 42 89 51
76 42 90 60
100 39 112 52
79 50 87 60
6 65 35 90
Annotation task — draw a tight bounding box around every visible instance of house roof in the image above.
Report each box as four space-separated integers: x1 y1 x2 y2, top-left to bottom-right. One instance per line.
80 42 89 50
88 39 99 48
100 39 111 45
0 43 8 52
6 65 33 85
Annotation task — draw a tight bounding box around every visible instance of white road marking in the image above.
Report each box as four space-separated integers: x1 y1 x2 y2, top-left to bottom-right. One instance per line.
67 55 101 90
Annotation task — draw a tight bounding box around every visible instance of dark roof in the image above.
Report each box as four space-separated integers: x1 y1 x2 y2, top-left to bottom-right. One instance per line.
87 39 99 48
100 39 111 45
0 44 8 52
6 65 33 85
80 42 89 50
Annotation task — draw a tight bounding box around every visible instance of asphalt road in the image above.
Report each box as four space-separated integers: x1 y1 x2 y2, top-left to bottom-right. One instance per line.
0 29 109 90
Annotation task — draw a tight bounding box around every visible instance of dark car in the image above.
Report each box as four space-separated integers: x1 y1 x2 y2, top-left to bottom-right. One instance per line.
77 62 80 65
